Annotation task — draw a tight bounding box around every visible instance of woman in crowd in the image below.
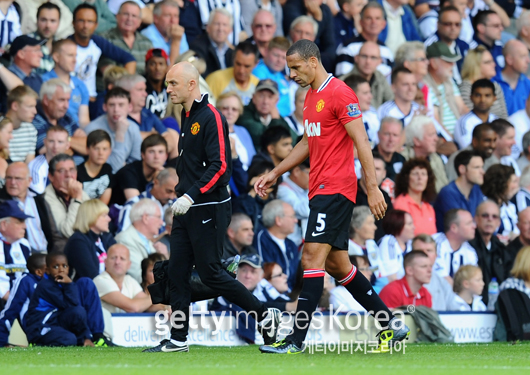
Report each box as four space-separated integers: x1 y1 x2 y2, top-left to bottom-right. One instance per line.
377 209 415 283
499 246 530 297
0 117 14 189
482 164 520 243
393 158 437 236
217 91 256 171
65 199 116 281
460 46 508 119
254 262 296 312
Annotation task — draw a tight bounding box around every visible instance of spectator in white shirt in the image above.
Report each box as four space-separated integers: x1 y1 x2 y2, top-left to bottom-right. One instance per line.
490 119 520 176
451 264 487 311
509 95 530 162
28 125 70 194
433 209 478 284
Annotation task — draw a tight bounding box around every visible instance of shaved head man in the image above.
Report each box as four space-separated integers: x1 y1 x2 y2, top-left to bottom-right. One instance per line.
145 63 280 353
495 39 530 115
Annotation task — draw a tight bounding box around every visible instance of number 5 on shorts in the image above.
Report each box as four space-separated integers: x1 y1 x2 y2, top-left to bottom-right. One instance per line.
316 213 326 232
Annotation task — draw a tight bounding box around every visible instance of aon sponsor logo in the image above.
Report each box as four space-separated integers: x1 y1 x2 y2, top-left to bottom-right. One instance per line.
304 120 321 137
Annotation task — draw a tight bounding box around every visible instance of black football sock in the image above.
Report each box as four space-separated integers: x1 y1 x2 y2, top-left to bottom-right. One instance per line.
287 269 325 346
338 265 392 329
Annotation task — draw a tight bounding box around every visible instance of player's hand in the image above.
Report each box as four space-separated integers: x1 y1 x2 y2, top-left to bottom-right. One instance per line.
367 187 387 221
172 194 193 216
254 172 278 198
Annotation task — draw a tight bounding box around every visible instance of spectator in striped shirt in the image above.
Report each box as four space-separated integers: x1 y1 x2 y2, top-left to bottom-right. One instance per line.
27 2 61 75
5 86 38 165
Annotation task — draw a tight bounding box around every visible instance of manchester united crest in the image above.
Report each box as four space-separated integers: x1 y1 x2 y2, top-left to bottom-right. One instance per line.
316 99 325 112
191 122 200 135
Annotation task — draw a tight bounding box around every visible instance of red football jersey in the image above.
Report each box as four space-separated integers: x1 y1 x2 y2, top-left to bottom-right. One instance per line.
304 75 363 203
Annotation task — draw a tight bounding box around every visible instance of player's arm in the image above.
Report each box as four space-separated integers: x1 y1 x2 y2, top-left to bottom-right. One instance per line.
344 117 387 220
255 132 309 197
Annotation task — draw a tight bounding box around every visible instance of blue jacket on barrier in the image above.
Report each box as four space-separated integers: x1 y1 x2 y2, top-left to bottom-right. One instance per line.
377 1 421 43
255 229 300 290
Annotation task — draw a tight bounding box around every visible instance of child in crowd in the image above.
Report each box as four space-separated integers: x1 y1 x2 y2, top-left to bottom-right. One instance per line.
452 265 487 311
24 253 111 347
334 0 367 48
0 254 46 347
454 79 498 149
77 130 114 204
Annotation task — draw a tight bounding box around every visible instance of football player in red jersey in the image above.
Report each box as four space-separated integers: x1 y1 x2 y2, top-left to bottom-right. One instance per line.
255 40 410 354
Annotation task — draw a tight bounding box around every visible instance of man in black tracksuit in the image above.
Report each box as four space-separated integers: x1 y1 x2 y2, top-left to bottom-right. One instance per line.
143 62 280 353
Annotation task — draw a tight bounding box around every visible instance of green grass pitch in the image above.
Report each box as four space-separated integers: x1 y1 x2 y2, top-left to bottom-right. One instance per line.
1 342 530 375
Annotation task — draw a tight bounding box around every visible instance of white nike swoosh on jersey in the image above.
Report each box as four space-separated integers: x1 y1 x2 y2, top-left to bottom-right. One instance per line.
202 219 212 224
303 106 307 111
312 232 325 237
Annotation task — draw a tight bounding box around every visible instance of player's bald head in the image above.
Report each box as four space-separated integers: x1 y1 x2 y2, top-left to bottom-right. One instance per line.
168 62 200 82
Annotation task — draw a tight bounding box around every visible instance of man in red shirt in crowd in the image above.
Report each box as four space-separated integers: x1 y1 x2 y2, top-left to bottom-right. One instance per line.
255 39 410 354
380 251 433 308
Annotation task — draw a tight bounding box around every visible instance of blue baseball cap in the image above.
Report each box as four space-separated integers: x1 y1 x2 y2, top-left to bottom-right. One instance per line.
0 200 34 220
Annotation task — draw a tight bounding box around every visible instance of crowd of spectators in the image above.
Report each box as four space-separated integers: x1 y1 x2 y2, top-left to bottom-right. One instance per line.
1 0 530 346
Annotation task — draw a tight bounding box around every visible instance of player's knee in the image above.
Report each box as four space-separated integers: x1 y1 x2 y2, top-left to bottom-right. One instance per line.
67 305 87 322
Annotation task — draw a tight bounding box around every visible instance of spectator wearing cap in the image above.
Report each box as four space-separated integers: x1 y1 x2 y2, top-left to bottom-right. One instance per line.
141 1 188 65
41 39 90 127
0 200 33 303
8 35 45 95
473 10 505 76
206 41 259 106
145 48 169 119
255 200 300 291
70 3 136 99
32 79 87 157
99 1 153 77
493 39 530 116
424 6 477 85
189 8 235 78
252 37 291 117
238 79 291 151
26 2 61 75
424 41 468 137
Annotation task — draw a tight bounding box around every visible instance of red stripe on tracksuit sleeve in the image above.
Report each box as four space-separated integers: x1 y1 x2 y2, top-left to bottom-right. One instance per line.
200 104 227 194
